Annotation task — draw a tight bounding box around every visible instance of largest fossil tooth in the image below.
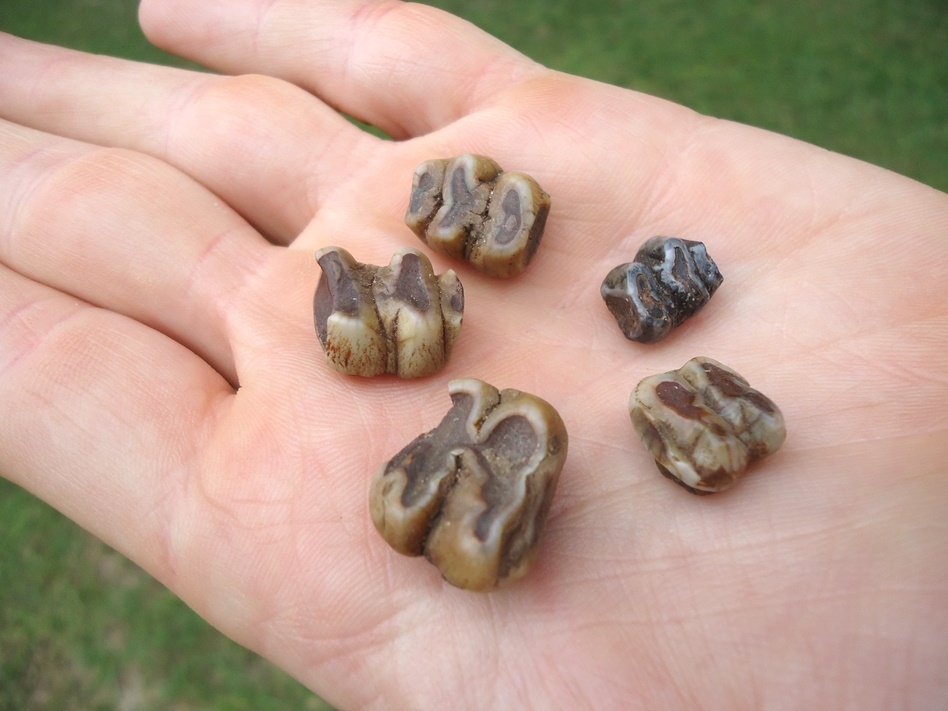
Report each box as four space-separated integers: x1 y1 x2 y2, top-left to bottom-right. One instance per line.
313 246 463 378
370 378 569 591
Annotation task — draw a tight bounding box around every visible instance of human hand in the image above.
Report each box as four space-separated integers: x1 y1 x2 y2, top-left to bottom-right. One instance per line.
1 1 946 708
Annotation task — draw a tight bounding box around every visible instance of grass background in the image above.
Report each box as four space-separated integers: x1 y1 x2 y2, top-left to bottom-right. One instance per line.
1 0 946 709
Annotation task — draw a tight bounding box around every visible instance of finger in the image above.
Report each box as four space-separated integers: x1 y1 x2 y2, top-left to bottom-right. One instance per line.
0 118 273 384
0 32 367 242
0 262 232 582
138 0 545 139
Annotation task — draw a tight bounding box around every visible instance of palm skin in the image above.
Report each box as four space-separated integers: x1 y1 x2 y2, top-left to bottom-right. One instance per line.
1 1 946 709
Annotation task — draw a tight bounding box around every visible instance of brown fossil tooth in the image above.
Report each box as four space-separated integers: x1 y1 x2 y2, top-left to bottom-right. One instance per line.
405 154 551 278
313 246 463 378
370 378 568 591
630 357 785 494
602 236 723 343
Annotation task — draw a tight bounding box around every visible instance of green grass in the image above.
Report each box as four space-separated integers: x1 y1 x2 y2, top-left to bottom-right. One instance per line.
0 0 187 67
0 1 946 709
0 0 944 188
428 0 948 192
0 480 330 711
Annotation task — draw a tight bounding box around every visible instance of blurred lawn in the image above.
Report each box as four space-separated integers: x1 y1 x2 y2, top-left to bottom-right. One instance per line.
0 483 332 711
1 0 946 709
433 0 948 191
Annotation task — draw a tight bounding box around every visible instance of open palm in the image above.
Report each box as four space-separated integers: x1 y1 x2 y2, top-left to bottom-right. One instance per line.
1 1 946 708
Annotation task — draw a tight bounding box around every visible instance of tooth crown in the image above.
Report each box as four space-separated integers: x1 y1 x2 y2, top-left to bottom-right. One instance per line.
405 154 551 278
602 236 723 343
370 378 568 591
313 246 463 378
630 356 785 494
